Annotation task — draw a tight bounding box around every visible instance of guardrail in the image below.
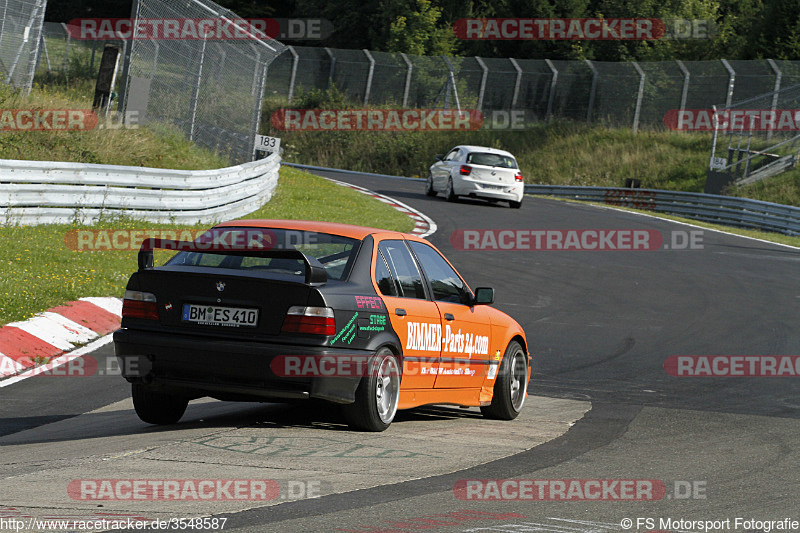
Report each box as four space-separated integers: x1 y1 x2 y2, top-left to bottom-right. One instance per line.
0 153 280 225
525 184 800 236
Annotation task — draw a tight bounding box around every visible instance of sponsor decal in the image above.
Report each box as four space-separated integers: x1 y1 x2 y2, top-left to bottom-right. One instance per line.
331 312 358 345
354 296 384 310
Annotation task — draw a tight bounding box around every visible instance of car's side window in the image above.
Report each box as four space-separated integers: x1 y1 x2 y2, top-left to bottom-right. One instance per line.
408 241 472 305
444 149 460 161
374 250 399 297
378 241 427 299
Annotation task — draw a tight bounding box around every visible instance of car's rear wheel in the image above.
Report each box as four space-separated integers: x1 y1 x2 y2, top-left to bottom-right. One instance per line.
445 177 457 202
509 200 522 209
132 383 189 425
481 341 527 420
342 348 401 431
425 174 437 196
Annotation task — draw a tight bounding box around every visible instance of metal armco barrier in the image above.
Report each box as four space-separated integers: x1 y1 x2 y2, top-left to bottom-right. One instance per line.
525 184 800 236
0 152 280 225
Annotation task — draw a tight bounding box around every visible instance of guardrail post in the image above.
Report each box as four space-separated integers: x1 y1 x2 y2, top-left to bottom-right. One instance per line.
325 47 336 89
721 59 735 108
363 49 375 105
286 46 299 103
545 59 558 122
676 60 690 116
767 59 782 141
400 53 413 108
509 57 523 109
632 62 645 133
475 56 488 111
585 60 598 126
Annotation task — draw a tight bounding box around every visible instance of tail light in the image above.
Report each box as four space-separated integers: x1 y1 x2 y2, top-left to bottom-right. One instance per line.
514 172 524 182
281 306 336 335
122 290 159 320
459 165 472 176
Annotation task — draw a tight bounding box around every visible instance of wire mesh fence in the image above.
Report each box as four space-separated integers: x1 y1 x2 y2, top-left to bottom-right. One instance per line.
0 0 47 92
115 0 286 164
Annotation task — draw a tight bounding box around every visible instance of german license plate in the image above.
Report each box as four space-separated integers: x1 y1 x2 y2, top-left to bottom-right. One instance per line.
182 304 258 327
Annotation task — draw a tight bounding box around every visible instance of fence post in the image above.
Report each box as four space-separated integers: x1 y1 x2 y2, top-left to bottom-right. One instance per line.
475 56 488 111
250 47 267 161
442 56 460 111
676 60 690 116
41 33 51 70
188 37 208 141
767 59 782 141
400 53 412 108
632 61 645 133
286 45 299 103
721 59 735 108
60 22 70 72
363 49 375 105
545 59 558 122
585 59 598 126
325 47 336 89
509 58 522 109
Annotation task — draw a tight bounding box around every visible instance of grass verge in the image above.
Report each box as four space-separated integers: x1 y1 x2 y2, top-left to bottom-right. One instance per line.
0 167 414 326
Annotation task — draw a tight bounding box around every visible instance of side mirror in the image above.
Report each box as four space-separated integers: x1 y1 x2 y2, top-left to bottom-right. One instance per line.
473 287 494 305
435 154 443 161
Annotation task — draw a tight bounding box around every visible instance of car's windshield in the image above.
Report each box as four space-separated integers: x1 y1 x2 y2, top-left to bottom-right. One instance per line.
164 228 359 281
466 152 518 168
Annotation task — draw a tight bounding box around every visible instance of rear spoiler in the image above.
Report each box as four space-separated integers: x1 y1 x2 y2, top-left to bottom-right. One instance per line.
137 238 328 286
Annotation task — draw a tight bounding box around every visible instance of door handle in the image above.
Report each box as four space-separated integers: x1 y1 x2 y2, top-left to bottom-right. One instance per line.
444 313 455 321
395 308 407 316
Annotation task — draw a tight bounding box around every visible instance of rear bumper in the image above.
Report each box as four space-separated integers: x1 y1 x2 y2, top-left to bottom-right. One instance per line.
456 177 524 202
113 328 371 404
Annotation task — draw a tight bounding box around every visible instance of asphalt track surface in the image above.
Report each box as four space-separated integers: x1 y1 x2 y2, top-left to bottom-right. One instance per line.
1 169 799 533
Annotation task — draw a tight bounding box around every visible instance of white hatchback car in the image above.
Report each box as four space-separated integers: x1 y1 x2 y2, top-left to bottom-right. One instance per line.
426 145 524 208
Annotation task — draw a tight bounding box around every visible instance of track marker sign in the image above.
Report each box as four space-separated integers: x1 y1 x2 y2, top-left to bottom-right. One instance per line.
254 135 280 158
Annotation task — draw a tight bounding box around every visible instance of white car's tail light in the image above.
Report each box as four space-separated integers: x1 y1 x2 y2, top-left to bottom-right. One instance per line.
515 172 524 182
459 165 472 176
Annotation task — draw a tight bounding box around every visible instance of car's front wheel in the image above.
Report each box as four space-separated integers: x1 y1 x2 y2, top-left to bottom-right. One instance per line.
425 174 437 196
132 383 189 425
342 348 401 431
445 177 457 202
481 341 527 420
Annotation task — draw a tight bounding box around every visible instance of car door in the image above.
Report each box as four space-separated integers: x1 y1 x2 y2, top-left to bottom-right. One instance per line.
407 240 491 389
373 239 441 390
432 148 460 189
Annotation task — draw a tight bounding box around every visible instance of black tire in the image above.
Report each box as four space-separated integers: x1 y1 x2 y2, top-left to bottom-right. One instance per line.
132 383 189 425
445 177 457 202
509 200 522 209
342 348 401 432
425 174 437 196
481 341 527 420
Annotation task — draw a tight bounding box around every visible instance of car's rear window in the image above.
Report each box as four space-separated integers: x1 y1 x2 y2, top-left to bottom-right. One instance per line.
466 152 517 169
164 228 359 281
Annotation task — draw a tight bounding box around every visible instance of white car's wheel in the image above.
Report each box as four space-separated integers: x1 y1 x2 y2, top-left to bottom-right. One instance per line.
425 174 437 196
445 177 457 202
